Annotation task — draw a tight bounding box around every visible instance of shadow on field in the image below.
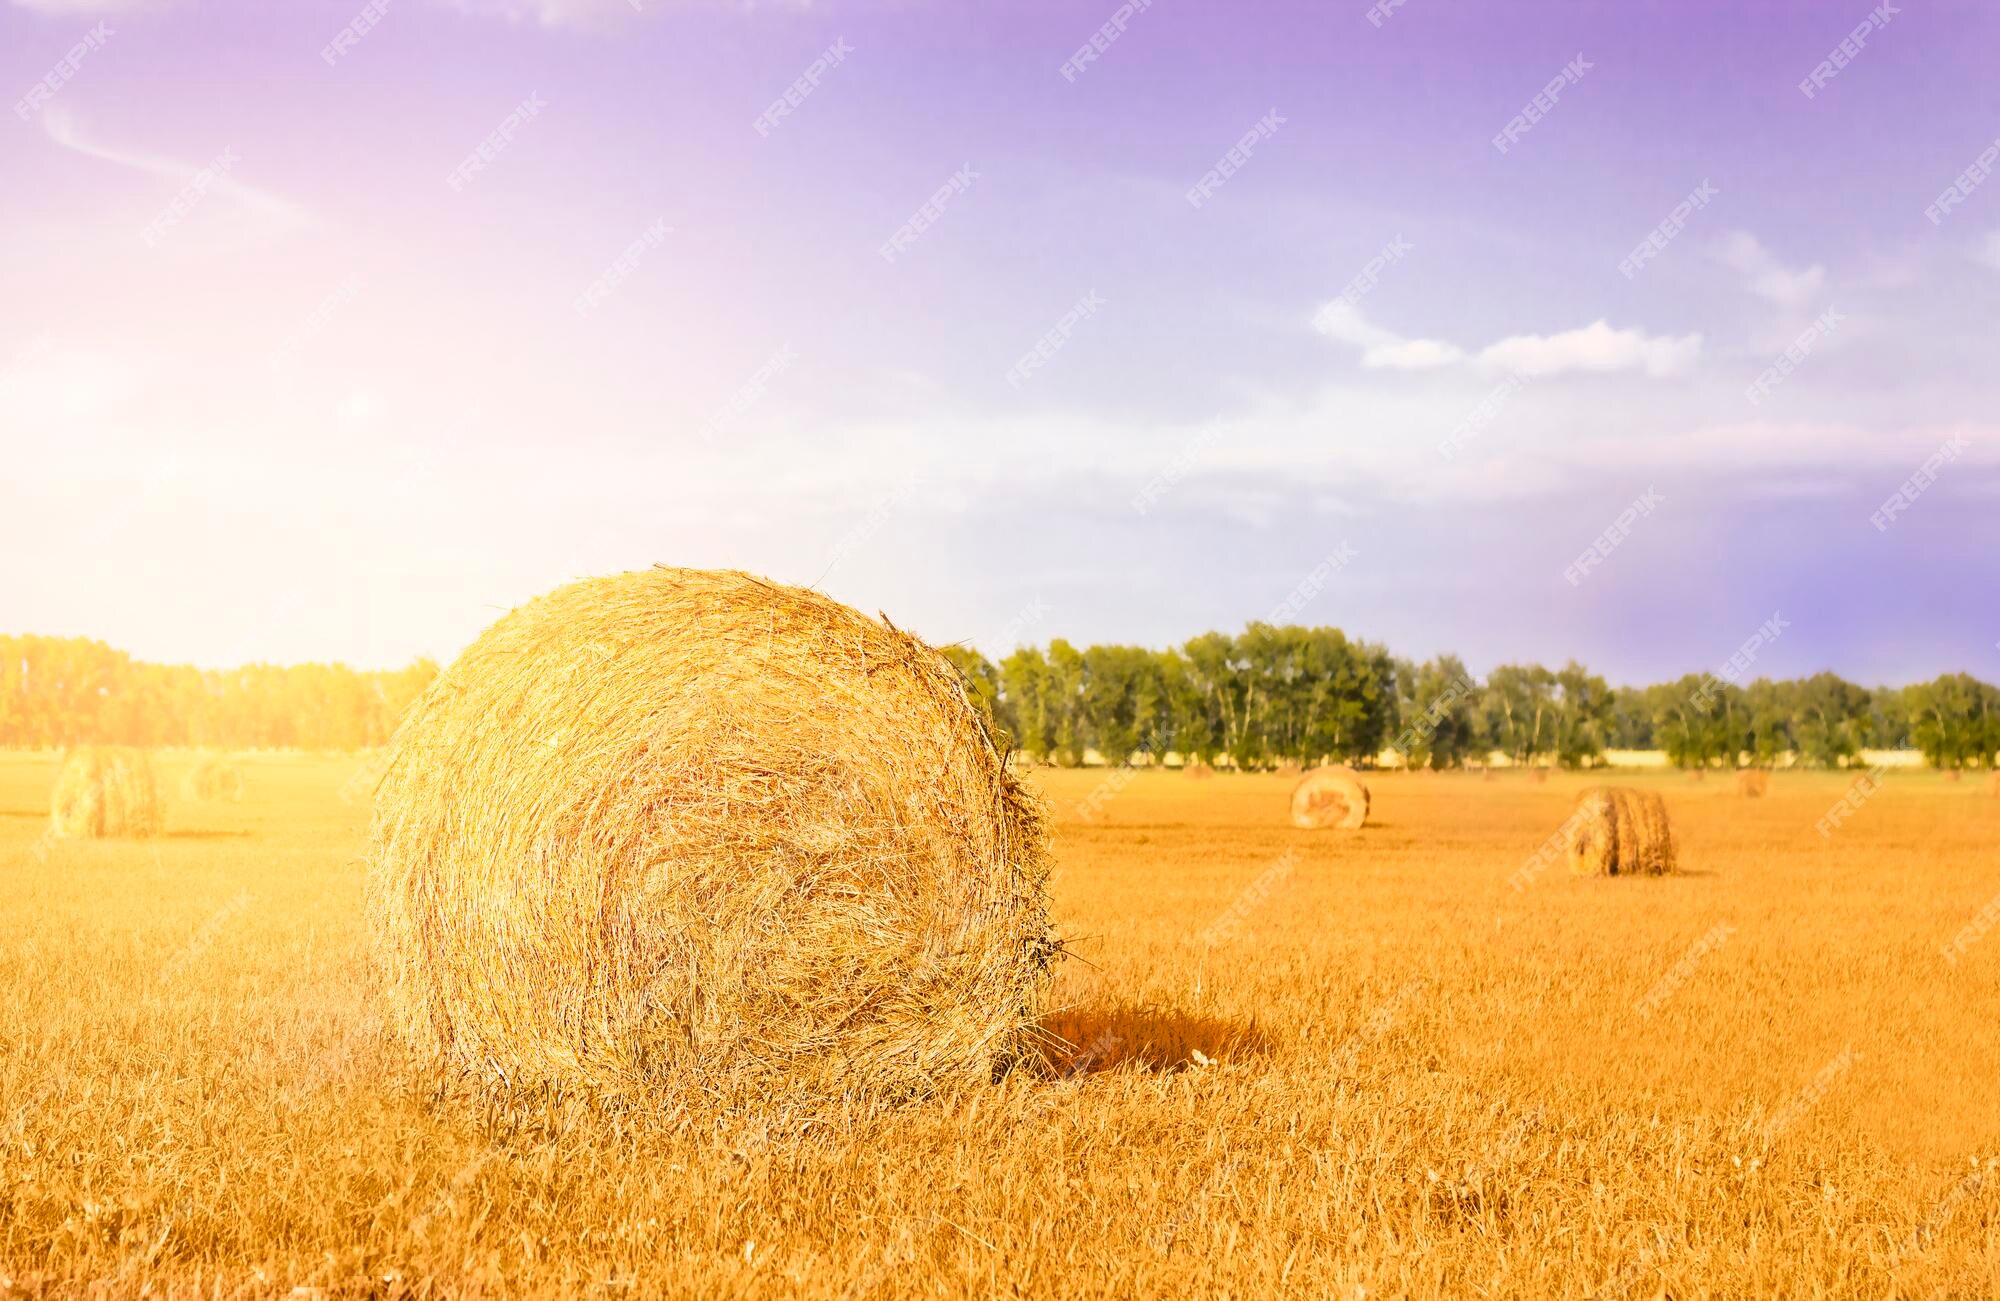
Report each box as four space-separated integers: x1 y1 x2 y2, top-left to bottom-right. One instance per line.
1032 1004 1269 1077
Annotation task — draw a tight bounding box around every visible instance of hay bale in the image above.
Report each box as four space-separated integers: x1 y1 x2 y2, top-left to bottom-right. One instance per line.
49 746 163 839
1528 766 1550 784
1565 786 1675 876
1688 768 1707 782
1945 767 1962 783
182 754 244 803
1275 762 1302 778
1290 766 1369 829
368 567 1055 1097
1184 762 1215 780
1736 769 1770 797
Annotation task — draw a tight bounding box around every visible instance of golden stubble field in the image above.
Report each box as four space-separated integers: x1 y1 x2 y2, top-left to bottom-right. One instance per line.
2 752 1997 1298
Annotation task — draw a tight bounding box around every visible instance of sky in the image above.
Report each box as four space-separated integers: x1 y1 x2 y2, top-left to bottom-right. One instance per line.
1 0 1997 687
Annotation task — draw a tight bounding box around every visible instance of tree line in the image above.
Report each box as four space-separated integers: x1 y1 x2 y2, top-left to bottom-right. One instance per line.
0 634 438 751
941 629 2000 771
5 628 1995 769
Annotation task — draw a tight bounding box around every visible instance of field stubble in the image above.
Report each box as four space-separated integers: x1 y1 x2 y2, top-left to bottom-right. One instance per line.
1 752 1996 1297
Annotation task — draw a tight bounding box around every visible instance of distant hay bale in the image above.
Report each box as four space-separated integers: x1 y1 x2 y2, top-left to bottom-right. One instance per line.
1945 767 1962 783
1275 762 1302 778
1528 766 1550 784
1737 769 1770 798
1184 762 1215 780
1565 786 1676 877
182 755 245 803
49 746 163 839
1688 768 1707 782
1482 766 1499 782
368 567 1055 1098
1289 766 1369 830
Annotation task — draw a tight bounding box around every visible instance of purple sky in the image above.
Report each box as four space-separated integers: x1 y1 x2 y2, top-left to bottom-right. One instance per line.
2 0 1996 686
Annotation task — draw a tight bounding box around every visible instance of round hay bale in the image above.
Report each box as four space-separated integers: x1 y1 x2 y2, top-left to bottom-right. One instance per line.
1275 761 1302 778
1289 766 1369 830
367 567 1055 1098
1736 769 1770 798
1564 786 1675 876
1184 762 1215 780
182 754 245 803
50 746 163 839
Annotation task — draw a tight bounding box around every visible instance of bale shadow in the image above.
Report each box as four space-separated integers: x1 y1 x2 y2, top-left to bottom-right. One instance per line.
1030 1004 1270 1078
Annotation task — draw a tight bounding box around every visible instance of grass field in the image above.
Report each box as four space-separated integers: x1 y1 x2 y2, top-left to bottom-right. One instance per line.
3 751 1998 1297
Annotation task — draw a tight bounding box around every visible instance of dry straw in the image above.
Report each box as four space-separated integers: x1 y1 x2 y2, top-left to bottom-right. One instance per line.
368 567 1056 1099
1290 766 1369 830
183 754 245 803
1737 769 1771 798
49 746 163 839
1565 786 1676 876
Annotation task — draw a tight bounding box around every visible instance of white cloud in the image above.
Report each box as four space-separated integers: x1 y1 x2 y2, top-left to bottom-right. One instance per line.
1311 301 1464 370
1715 230 1826 307
1474 319 1701 378
1315 301 1696 378
439 0 808 24
8 0 154 12
41 105 311 232
1974 230 2000 273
